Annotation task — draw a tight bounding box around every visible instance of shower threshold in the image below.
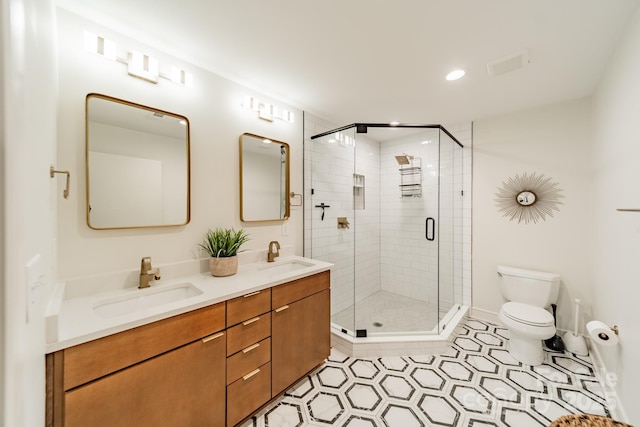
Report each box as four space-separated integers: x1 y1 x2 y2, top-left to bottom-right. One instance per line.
330 305 468 357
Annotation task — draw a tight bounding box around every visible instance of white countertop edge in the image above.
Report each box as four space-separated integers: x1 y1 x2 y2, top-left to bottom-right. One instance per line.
46 256 332 353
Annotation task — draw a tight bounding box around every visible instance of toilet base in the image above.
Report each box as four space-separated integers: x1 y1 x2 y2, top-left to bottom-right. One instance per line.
507 332 546 365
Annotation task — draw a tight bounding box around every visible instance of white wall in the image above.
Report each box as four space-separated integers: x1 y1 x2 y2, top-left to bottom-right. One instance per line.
472 97 593 331
56 9 304 279
592 5 640 422
1 1 58 426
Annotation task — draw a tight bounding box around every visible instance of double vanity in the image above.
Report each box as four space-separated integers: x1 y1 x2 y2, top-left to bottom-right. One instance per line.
45 255 332 427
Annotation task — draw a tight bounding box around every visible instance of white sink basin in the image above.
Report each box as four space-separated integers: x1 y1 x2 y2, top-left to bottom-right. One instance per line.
93 283 203 319
258 258 315 275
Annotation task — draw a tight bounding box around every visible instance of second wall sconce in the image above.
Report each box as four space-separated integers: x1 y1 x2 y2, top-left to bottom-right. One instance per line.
242 96 295 123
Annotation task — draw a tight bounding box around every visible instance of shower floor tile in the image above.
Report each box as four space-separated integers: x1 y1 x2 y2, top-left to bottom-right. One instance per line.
243 318 614 427
331 290 451 334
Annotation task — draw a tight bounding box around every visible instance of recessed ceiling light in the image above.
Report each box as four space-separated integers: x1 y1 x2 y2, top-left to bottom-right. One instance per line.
446 69 465 81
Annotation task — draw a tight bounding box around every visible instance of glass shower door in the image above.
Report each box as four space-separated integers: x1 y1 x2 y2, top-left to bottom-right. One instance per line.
437 129 463 333
309 128 357 336
358 127 441 337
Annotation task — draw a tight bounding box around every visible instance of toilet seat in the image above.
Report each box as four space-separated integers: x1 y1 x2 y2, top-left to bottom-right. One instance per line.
501 302 554 327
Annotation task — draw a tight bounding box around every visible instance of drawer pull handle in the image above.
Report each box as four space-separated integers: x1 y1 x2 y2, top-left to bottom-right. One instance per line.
242 317 260 326
243 291 260 298
243 369 260 380
242 343 260 353
201 332 224 343
275 305 290 313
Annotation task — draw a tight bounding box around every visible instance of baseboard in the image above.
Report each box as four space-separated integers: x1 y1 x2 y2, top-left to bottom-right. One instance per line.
469 306 500 325
587 337 629 423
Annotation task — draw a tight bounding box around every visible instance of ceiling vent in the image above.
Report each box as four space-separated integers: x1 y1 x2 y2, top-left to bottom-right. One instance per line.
487 49 529 77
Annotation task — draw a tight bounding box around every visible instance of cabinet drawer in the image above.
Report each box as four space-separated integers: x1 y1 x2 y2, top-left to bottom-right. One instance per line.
272 271 330 308
226 315 271 356
226 288 271 326
227 362 271 427
227 337 271 385
63 302 225 390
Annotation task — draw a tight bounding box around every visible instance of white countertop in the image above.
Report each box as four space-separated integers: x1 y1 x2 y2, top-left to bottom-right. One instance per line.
45 255 332 353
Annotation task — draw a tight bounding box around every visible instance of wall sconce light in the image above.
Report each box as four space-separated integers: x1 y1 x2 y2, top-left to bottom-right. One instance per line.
171 67 194 88
241 96 294 123
128 51 159 83
84 32 117 60
84 31 193 87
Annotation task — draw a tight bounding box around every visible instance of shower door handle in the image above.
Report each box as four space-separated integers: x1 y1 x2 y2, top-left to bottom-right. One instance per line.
426 217 435 241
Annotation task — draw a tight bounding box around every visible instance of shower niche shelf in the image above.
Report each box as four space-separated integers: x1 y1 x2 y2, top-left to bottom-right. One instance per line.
353 174 365 210
398 157 422 198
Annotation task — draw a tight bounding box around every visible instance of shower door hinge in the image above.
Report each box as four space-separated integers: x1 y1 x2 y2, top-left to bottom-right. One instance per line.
461 190 464 196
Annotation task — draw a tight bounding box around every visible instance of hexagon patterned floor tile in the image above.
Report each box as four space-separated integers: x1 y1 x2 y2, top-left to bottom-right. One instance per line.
247 318 614 427
345 383 382 411
379 374 416 401
316 365 349 389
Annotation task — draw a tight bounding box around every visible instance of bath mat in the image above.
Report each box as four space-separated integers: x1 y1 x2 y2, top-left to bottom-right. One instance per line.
549 414 632 427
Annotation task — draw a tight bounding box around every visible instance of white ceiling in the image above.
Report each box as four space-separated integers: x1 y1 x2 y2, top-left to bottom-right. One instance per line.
56 0 639 126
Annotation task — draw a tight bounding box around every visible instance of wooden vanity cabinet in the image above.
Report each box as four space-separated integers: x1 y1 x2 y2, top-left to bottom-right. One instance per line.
47 270 331 427
46 303 226 427
271 271 330 397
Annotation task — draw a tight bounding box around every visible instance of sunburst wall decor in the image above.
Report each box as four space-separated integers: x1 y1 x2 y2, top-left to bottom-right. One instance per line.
494 172 564 224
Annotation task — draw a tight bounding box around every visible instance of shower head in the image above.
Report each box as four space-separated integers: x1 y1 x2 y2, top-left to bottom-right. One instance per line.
395 154 412 165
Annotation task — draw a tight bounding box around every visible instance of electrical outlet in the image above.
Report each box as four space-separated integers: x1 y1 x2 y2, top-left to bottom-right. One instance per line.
282 221 289 236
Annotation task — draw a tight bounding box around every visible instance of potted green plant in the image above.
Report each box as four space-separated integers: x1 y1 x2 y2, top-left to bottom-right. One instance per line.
199 228 250 277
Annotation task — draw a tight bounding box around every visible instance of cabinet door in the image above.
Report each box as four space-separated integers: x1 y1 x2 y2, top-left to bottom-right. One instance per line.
65 331 226 427
271 289 330 397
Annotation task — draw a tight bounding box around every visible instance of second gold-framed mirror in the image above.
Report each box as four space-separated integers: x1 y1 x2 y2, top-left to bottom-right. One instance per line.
239 133 290 222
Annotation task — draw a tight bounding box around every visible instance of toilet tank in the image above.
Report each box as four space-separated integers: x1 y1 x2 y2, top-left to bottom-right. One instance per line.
497 266 560 307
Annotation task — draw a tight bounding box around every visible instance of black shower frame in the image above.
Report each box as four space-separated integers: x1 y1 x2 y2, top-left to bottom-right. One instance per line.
310 123 464 148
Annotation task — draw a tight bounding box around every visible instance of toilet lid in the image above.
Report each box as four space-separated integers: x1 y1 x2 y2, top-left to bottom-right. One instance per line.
502 302 554 327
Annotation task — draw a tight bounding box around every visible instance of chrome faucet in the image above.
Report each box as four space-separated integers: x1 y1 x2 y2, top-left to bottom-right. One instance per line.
139 256 161 289
267 241 280 262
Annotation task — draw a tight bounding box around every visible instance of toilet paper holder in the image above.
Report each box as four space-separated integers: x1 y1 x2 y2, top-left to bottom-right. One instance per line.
587 321 620 347
595 324 619 340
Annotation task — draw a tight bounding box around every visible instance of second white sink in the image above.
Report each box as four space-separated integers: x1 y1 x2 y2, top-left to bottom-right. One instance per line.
93 282 203 319
258 258 315 275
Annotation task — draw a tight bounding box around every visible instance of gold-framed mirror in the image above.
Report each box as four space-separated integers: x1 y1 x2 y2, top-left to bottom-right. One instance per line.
86 93 191 229
239 133 290 222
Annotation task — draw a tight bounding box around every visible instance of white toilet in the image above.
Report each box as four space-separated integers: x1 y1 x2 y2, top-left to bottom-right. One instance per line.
497 266 560 365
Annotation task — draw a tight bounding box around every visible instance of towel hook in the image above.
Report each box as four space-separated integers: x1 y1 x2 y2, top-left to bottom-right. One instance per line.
50 166 70 199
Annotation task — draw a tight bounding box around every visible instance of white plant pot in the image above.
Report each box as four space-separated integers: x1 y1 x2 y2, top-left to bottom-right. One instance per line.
209 256 238 277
